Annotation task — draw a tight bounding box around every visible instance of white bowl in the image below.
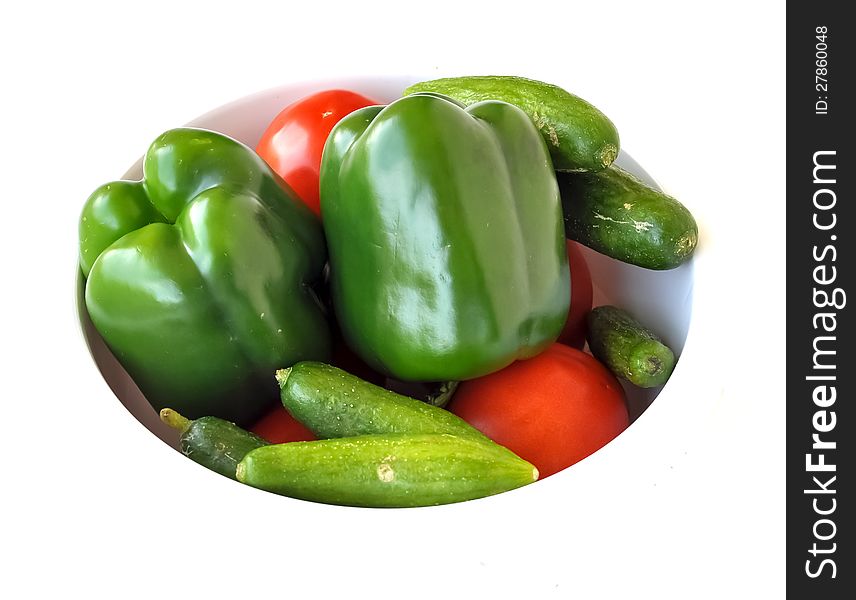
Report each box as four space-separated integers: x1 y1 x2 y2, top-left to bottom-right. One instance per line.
76 75 698 477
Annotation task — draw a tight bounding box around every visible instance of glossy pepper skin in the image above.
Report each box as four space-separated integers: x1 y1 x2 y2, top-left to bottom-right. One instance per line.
80 128 331 426
320 93 570 382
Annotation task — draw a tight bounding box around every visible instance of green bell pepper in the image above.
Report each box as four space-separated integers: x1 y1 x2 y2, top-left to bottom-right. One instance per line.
80 128 331 426
320 93 570 382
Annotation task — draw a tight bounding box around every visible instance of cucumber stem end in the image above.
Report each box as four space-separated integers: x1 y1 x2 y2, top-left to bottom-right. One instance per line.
275 368 292 389
645 356 663 376
599 144 618 168
159 408 191 433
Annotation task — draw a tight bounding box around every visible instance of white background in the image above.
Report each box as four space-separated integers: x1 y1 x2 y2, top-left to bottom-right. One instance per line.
1 1 785 598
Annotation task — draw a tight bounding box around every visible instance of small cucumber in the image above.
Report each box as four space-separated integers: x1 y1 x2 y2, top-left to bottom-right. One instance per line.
160 408 268 480
236 433 538 508
276 362 487 441
403 75 619 172
558 165 698 270
586 306 676 388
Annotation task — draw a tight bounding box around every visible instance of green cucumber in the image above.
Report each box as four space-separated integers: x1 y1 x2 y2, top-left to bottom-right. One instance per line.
276 362 487 441
403 75 619 172
558 165 698 270
236 433 538 508
160 408 268 480
586 306 676 388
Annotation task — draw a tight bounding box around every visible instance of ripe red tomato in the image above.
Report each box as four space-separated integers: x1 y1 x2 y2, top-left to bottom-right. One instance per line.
250 406 316 444
447 344 628 478
256 89 378 216
557 240 593 349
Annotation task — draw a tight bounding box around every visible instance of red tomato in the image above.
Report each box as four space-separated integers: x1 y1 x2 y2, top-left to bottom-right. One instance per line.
250 406 316 444
557 240 593 349
256 89 377 216
447 344 628 478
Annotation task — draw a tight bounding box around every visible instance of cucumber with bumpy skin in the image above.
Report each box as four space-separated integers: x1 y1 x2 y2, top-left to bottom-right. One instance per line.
160 408 268 480
586 306 676 388
403 75 619 172
558 165 698 270
236 433 538 508
276 362 487 441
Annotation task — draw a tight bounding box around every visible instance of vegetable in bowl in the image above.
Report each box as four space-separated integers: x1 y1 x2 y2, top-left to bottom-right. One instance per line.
77 75 697 507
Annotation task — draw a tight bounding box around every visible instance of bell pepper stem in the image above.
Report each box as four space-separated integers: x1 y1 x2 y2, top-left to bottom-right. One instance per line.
425 380 459 408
